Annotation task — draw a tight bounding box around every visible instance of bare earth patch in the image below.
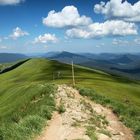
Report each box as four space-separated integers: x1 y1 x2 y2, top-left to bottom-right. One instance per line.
36 85 134 140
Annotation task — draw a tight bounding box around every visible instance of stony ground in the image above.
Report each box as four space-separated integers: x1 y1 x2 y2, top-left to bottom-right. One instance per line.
36 85 134 140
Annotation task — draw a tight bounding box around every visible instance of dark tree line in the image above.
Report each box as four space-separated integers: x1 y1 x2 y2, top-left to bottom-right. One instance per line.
0 59 30 74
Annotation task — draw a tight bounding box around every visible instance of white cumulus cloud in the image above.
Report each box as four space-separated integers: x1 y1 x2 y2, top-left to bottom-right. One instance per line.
34 33 58 44
66 20 138 39
43 5 92 28
94 0 140 22
0 0 24 5
10 27 29 40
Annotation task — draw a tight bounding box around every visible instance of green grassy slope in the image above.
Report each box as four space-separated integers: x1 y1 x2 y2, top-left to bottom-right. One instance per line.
0 58 140 139
0 63 13 70
0 59 57 140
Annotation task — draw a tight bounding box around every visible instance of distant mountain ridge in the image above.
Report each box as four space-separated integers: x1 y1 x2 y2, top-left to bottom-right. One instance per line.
44 51 140 80
1 51 140 80
0 53 28 63
47 51 91 64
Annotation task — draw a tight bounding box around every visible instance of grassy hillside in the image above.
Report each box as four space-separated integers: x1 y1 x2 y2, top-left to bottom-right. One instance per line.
0 63 14 71
0 58 140 139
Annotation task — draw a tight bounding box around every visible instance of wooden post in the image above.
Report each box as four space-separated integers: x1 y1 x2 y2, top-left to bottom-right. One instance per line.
72 61 75 87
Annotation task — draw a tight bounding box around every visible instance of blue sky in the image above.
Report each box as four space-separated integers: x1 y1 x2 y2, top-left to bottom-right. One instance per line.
0 0 140 53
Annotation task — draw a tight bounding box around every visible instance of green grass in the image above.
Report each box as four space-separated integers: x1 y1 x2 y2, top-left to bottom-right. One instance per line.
0 58 140 139
0 63 13 71
86 126 97 140
78 87 140 140
57 101 66 114
0 60 25 70
0 82 56 140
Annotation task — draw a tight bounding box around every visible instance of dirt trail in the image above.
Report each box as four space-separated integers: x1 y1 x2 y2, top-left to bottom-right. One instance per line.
36 85 134 140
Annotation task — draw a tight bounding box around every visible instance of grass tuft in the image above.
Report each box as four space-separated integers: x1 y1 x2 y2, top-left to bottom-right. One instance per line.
57 102 66 114
86 126 97 140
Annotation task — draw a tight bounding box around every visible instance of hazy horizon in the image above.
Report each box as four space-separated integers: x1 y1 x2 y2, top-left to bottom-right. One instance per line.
1 51 140 55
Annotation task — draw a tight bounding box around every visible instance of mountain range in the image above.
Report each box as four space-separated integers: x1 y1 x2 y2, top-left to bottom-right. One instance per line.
0 53 28 63
45 51 140 80
0 51 140 80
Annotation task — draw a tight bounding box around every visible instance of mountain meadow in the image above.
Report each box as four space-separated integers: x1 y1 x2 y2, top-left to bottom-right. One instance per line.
0 58 140 140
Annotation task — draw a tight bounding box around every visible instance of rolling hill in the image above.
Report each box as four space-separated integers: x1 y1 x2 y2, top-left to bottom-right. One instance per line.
0 58 140 140
47 51 140 80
